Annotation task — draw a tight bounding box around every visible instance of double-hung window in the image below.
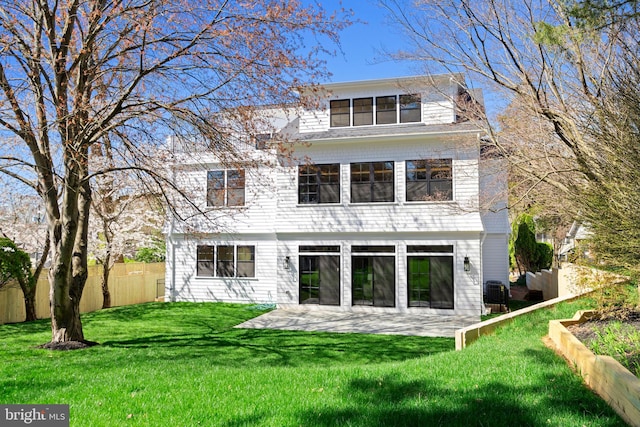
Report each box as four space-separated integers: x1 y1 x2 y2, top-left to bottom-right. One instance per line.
376 96 397 124
207 169 245 207
197 245 255 278
353 98 373 126
406 159 452 201
400 94 421 123
330 99 350 127
351 162 394 203
298 164 340 204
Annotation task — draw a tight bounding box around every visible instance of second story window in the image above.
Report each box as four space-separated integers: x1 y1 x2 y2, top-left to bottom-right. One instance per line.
406 159 453 201
351 161 394 203
330 99 350 127
376 96 397 124
298 164 340 204
207 169 245 207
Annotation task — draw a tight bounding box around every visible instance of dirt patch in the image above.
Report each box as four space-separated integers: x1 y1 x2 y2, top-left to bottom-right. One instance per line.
38 340 99 351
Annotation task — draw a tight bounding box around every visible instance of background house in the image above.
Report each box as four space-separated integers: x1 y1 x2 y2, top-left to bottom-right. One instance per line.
165 75 510 316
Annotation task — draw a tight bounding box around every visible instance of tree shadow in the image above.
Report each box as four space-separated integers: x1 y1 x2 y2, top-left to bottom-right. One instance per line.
295 374 626 426
99 326 454 368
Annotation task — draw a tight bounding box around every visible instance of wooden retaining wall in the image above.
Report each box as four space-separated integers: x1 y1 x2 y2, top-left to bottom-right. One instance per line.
548 311 640 427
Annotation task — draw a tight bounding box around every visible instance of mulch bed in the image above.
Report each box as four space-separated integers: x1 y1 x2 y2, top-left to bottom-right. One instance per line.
566 309 640 377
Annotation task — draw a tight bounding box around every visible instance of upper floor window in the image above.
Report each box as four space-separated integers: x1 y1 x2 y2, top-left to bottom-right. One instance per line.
353 98 373 126
207 169 245 207
298 163 340 204
330 99 350 127
400 94 421 123
197 244 255 278
406 159 453 202
376 96 397 124
329 94 421 128
351 161 394 203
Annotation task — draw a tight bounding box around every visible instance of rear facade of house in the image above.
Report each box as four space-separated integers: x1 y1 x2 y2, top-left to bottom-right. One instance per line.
165 75 510 317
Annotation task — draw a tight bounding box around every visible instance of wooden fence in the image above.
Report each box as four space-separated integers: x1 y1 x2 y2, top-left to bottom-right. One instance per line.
0 262 165 325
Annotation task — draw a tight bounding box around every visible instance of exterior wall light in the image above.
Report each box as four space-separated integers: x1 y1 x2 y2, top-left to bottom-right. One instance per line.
463 256 470 272
284 256 291 270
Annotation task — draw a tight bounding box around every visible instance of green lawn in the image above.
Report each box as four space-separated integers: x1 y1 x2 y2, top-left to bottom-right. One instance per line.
0 300 626 426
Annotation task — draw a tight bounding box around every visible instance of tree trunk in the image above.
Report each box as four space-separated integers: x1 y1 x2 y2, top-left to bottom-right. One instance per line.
49 262 85 343
22 283 37 322
101 258 111 309
47 165 92 345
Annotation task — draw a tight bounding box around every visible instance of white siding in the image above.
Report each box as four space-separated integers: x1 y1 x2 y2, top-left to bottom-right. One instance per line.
482 234 510 291
171 164 278 234
166 235 277 304
276 233 483 316
277 137 483 234
166 75 508 316
298 83 457 133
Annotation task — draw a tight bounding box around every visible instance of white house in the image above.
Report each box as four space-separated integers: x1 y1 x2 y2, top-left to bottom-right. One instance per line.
165 74 510 316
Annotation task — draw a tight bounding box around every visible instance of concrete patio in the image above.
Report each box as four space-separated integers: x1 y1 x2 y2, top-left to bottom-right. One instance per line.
235 309 480 338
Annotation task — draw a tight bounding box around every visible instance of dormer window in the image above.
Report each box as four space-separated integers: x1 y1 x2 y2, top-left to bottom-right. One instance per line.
329 94 421 128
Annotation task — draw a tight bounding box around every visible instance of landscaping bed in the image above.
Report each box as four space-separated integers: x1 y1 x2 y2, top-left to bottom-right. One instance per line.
567 309 640 378
548 309 640 427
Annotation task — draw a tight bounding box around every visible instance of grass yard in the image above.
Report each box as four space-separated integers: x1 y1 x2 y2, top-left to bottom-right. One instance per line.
0 300 627 426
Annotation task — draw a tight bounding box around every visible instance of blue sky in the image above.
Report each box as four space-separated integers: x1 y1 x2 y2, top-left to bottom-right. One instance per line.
311 0 421 83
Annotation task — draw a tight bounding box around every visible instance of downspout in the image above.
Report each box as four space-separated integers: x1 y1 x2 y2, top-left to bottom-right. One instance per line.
480 231 487 315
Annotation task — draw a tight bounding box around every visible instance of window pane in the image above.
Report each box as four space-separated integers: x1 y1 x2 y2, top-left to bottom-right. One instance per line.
405 159 452 201
430 256 454 309
237 246 255 277
330 99 350 127
299 246 341 253
319 164 340 204
408 257 430 307
400 94 421 123
299 164 340 204
207 171 225 207
372 162 394 202
197 245 214 276
319 256 340 305
352 246 395 253
227 170 245 206
352 256 373 305
407 245 454 253
353 97 373 126
376 96 397 124
299 256 320 304
216 246 234 277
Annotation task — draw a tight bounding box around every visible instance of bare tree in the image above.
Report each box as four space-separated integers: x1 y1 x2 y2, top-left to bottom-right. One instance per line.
380 0 640 269
0 0 350 347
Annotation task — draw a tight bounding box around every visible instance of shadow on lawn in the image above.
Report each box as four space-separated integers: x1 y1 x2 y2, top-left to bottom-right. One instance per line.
294 374 625 427
100 326 453 368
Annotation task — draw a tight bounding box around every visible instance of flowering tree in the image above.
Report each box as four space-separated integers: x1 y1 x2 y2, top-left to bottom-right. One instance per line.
0 0 349 347
0 237 40 321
